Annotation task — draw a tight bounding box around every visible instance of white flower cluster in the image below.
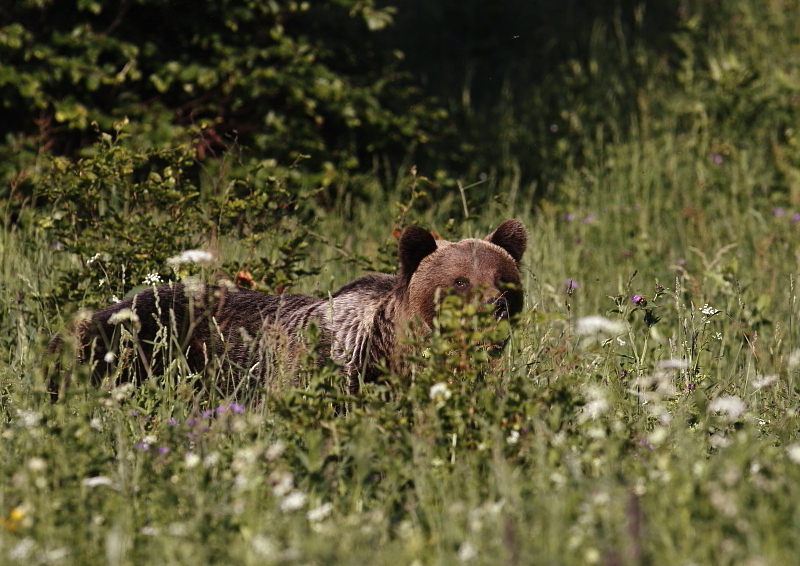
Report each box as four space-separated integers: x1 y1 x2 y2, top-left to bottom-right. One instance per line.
708 395 746 420
142 272 162 286
700 304 720 316
167 249 215 267
429 382 452 408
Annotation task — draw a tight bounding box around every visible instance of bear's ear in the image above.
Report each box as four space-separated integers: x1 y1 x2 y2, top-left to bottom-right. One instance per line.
485 219 527 263
398 226 438 280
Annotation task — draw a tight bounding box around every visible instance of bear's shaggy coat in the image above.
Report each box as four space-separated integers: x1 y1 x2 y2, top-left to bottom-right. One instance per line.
48 220 527 394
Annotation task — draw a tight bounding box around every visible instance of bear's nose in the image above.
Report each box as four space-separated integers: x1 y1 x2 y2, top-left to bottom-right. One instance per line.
488 296 509 321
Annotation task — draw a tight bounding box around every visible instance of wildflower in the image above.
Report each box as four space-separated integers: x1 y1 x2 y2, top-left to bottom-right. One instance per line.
270 470 294 497
167 417 177 426
582 212 596 223
575 315 625 336
142 272 162 285
40 547 70 562
157 446 170 455
16 409 41 428
104 351 116 363
203 452 220 467
216 402 245 414
708 395 746 420
167 249 215 267
134 442 150 452
750 374 777 390
280 490 308 512
564 278 579 291
111 295 120 303
184 452 201 469
27 457 47 473
787 445 800 464
265 440 287 461
429 382 452 408
167 522 188 536
793 213 800 223
8 537 36 559
82 476 113 488
710 152 723 164
582 385 610 420
251 535 278 558
631 294 647 307
637 438 654 451
457 541 477 561
700 304 720 316
773 207 786 217
86 252 101 265
307 502 334 523
506 430 520 445
564 213 575 221
788 349 800 369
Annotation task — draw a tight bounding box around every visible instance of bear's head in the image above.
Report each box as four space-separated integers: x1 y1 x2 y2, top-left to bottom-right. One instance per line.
397 219 527 325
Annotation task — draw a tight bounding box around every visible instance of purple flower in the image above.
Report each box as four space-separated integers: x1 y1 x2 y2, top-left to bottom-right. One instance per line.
167 417 178 426
134 442 150 451
215 402 245 415
186 418 196 427
677 258 686 266
793 213 800 223
631 294 647 307
564 279 579 291
201 409 213 419
710 152 723 164
774 207 786 217
637 438 654 450
582 212 596 224
564 213 575 221
51 242 63 250
157 446 170 455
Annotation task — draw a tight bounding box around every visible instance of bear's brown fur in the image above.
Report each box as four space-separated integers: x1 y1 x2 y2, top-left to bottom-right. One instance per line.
47 219 527 395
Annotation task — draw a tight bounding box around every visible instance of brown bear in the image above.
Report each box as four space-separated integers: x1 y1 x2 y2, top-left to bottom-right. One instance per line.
47 219 527 396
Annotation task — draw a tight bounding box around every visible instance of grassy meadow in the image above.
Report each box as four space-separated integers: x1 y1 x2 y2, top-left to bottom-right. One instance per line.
2 129 800 565
3 1 800 564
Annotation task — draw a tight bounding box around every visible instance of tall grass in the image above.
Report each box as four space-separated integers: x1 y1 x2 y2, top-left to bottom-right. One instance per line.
2 125 799 563
3 4 800 565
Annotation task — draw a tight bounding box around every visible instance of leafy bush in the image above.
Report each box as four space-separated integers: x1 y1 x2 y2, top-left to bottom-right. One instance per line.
36 123 317 310
0 0 445 195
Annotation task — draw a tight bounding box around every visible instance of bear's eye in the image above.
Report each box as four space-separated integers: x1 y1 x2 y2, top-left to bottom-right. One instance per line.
454 277 470 291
